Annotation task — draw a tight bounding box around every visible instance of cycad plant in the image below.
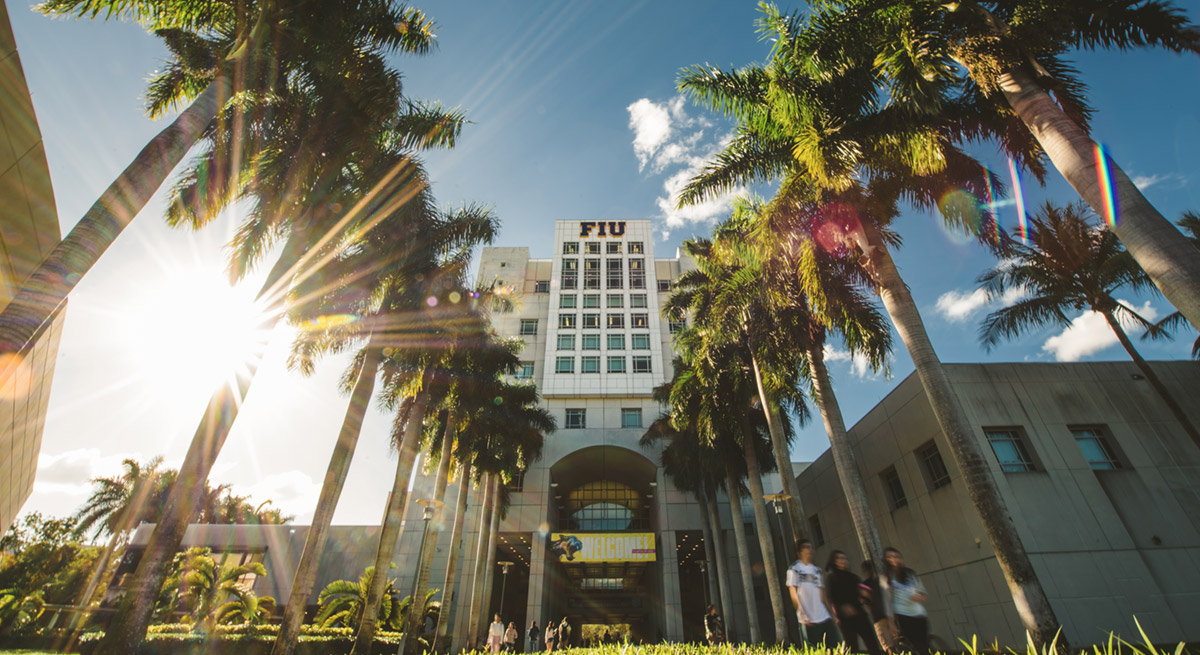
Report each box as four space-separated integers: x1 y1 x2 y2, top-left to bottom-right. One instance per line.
314 566 400 631
978 202 1199 449
168 547 271 633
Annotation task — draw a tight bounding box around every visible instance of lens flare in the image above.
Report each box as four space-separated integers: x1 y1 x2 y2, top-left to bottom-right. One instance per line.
1007 158 1028 243
298 314 359 331
810 202 863 255
426 296 439 307
449 291 462 304
1094 143 1119 228
936 189 982 246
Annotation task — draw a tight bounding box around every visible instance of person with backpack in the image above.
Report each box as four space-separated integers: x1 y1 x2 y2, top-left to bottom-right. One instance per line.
826 551 882 655
882 547 931 655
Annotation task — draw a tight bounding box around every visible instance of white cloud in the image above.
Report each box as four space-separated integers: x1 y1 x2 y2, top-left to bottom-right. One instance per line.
225 470 322 523
1041 300 1159 362
627 96 740 231
627 98 672 171
935 288 991 323
823 344 875 379
33 448 146 497
1131 172 1186 191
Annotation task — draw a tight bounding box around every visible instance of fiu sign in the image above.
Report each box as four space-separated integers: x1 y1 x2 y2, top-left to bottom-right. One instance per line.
549 532 656 563
579 221 626 238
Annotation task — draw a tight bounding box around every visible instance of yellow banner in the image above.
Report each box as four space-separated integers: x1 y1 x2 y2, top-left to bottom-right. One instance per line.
549 533 656 563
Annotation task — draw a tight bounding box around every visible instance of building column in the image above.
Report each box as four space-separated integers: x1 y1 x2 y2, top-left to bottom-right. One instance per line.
660 529 684 641
525 534 546 640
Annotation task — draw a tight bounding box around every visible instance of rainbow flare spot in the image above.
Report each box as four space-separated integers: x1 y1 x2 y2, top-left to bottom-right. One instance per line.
1095 143 1119 228
1008 158 1028 243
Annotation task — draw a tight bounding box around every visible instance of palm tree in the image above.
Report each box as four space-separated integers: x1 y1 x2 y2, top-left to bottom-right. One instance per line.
170 547 268 633
314 566 399 631
678 6 1064 643
0 588 45 635
978 202 1200 449
794 0 1200 330
0 0 442 360
1144 213 1200 359
270 203 498 655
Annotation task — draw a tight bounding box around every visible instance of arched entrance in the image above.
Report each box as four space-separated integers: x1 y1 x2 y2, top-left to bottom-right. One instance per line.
543 446 660 644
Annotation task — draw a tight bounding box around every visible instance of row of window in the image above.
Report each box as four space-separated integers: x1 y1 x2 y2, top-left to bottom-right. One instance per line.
563 241 645 255
558 313 649 329
555 355 653 374
518 318 685 335
498 278 669 295
564 408 643 429
561 258 646 290
879 425 1126 511
558 333 652 351
560 293 649 309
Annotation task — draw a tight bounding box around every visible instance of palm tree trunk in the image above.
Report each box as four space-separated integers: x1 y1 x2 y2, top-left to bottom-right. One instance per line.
749 353 809 540
703 482 736 642
401 410 458 654
271 345 381 655
806 345 883 566
351 389 430 655
1101 310 1200 449
724 468 762 643
466 472 495 649
478 477 501 633
860 221 1064 646
66 529 124 631
0 71 234 360
695 490 723 618
741 434 789 644
997 67 1200 331
434 460 472 651
94 235 302 655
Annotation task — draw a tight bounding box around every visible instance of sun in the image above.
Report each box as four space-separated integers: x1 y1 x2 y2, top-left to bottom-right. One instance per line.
125 266 277 398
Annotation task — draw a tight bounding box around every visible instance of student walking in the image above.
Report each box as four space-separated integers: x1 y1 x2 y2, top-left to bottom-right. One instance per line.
505 622 519 652
544 621 557 652
826 551 882 655
882 548 931 655
703 604 725 645
558 618 571 649
862 560 899 654
786 538 841 647
488 614 506 654
528 621 541 652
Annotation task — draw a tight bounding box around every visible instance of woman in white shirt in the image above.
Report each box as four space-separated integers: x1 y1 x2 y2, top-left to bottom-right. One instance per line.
882 548 930 655
488 614 506 653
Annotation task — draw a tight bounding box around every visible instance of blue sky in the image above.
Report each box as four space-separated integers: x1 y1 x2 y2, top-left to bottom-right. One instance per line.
12 1 1200 526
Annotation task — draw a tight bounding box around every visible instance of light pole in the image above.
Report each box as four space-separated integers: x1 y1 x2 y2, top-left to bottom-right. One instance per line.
764 492 792 557
697 560 710 609
400 498 443 655
497 560 515 617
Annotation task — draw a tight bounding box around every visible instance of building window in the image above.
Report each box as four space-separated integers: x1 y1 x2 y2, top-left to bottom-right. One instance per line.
632 355 652 373
565 409 586 429
581 334 600 350
621 408 643 429
919 441 951 489
608 356 627 374
607 259 624 289
608 334 625 350
581 355 600 374
557 334 575 350
534 280 550 293
559 294 577 309
559 314 576 329
519 319 538 336
985 428 1036 472
630 293 648 308
563 242 579 255
605 314 624 329
629 258 646 289
582 313 600 329
631 313 648 328
584 258 601 289
881 467 907 509
631 333 651 350
585 242 601 254
516 362 534 379
657 279 671 292
668 319 686 334
607 242 622 254
561 259 578 289
809 514 825 547
607 294 623 308
629 242 644 254
583 294 600 309
1072 426 1122 470
555 357 574 374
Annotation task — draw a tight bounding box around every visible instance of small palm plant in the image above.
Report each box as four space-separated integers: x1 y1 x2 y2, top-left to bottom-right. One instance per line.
314 566 399 631
0 587 45 635
170 547 271 632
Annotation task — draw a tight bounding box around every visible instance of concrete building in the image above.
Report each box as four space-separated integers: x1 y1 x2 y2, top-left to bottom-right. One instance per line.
0 3 65 534
794 361 1200 646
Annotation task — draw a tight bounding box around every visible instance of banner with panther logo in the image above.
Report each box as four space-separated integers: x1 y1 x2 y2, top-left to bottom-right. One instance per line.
548 533 656 563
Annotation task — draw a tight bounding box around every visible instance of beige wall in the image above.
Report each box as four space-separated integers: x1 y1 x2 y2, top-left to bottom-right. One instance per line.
0 1 64 534
794 361 1200 646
